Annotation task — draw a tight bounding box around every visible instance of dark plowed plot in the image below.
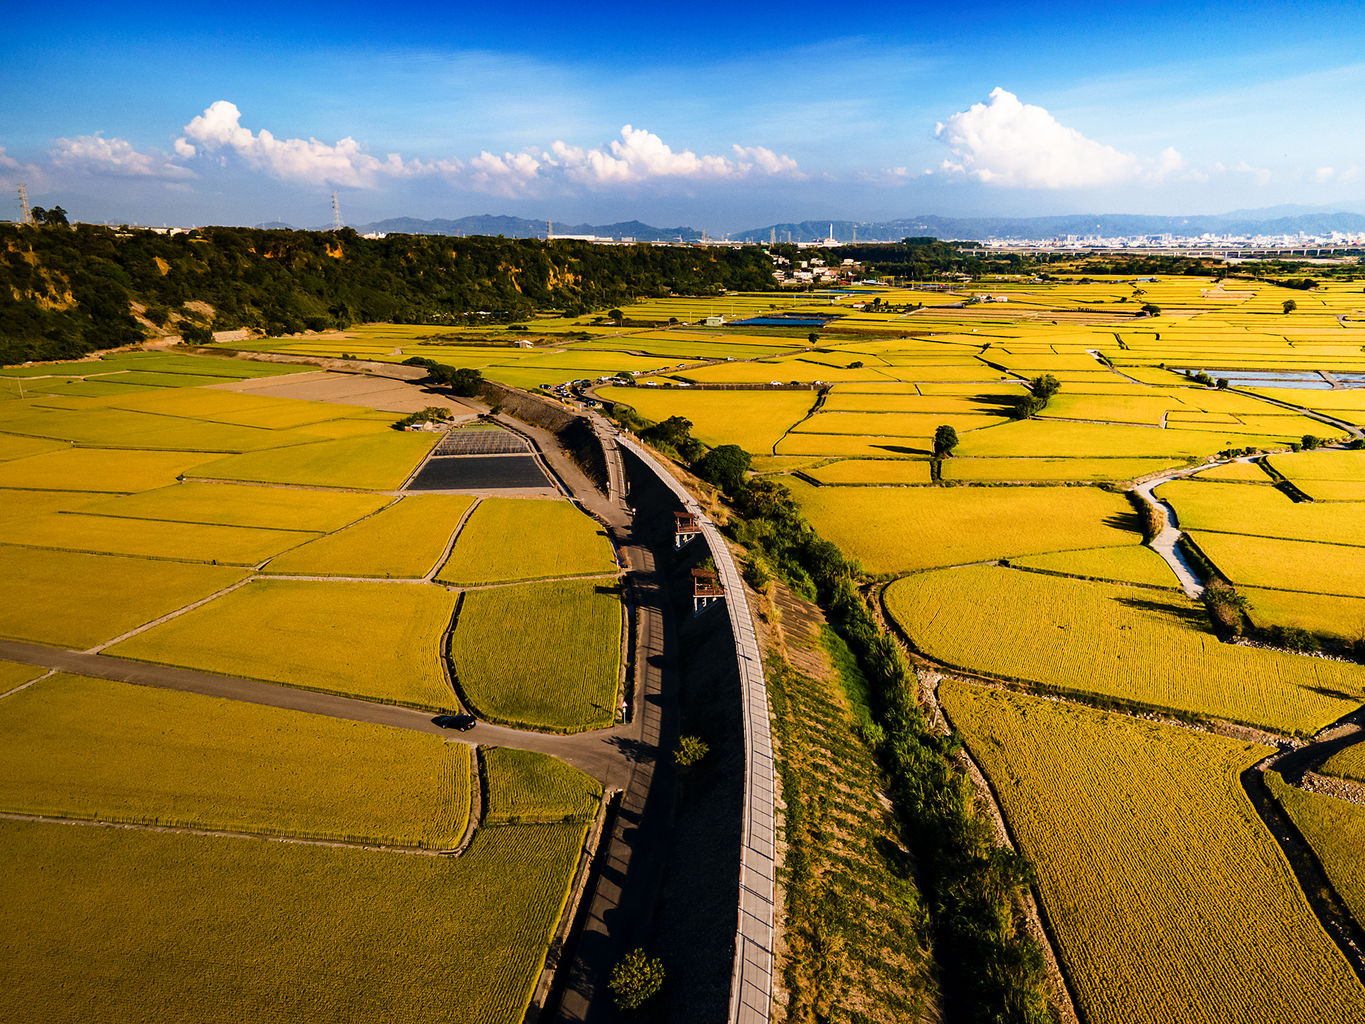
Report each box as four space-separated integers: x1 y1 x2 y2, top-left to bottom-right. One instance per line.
408 455 551 490
434 429 530 456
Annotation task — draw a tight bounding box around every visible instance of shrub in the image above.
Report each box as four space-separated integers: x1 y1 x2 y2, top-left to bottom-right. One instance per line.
608 948 665 1010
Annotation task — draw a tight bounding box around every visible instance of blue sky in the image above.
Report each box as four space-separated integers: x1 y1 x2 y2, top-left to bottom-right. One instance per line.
4 1 1365 231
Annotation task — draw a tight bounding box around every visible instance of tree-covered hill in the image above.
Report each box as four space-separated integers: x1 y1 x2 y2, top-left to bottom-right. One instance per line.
0 224 775 365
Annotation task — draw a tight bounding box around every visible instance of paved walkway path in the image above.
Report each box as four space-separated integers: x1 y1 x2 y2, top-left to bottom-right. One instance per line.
612 432 777 1024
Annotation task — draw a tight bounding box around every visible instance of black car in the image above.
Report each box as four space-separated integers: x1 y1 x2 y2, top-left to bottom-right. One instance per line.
432 714 477 731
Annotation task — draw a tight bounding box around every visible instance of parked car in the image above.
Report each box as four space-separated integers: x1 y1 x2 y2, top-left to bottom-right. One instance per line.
432 714 477 731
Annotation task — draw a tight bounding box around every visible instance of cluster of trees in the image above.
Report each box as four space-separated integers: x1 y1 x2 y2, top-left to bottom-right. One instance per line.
400 357 484 397
1011 374 1061 419
0 223 775 365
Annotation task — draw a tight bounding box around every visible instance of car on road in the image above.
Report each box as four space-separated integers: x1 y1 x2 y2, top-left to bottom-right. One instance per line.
432 714 477 731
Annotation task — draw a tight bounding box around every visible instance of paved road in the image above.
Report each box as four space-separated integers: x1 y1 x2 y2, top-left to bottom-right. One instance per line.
0 638 636 785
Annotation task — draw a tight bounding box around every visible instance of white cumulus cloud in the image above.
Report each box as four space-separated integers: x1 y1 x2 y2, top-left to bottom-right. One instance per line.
168 103 797 196
934 87 1183 189
49 134 193 180
177 100 415 188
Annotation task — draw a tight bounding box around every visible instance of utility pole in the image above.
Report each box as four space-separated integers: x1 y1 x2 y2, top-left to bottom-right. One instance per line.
17 183 31 225
330 191 343 231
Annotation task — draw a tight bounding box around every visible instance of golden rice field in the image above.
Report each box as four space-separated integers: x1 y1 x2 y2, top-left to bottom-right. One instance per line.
0 404 299 452
0 659 44 693
887 565 1362 734
940 681 1365 1024
195 432 439 490
0 545 248 648
1187 531 1365 598
1266 774 1365 930
109 579 458 710
598 385 816 453
1159 479 1365 546
0 674 470 847
1240 587 1365 641
482 747 603 824
452 579 621 732
0 446 224 491
802 459 933 485
0 816 586 1024
265 493 475 577
78 481 390 532
1321 739 1365 785
437 498 617 585
1008 544 1180 588
938 456 1178 482
6 509 317 565
788 479 1139 573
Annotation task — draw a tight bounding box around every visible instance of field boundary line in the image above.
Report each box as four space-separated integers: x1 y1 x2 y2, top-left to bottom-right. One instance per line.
450 744 484 857
86 576 256 654
0 668 56 701
0 811 463 857
424 495 482 581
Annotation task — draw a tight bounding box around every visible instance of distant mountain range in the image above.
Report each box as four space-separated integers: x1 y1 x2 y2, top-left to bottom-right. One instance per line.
249 205 1365 243
338 214 703 242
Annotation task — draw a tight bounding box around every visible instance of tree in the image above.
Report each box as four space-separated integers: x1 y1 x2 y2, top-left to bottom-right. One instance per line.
608 948 665 1010
675 735 709 767
1216 378 1229 390
693 444 751 494
808 331 819 345
46 206 69 227
933 424 959 457
1141 302 1161 316
608 308 624 324
1301 434 1321 450
180 322 213 345
1283 299 1297 314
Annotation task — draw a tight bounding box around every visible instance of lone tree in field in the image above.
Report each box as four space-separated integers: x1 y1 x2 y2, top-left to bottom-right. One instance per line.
609 948 665 1010
1141 302 1161 316
933 424 960 458
1283 299 1298 314
608 308 625 325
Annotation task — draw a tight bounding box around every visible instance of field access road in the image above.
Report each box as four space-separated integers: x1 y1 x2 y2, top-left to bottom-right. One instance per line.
0 638 638 786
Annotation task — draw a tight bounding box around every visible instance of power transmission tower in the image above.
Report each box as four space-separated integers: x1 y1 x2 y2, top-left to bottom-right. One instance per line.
17 183 31 225
330 191 343 231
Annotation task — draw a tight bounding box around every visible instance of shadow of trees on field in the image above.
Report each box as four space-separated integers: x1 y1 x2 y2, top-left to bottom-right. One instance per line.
1102 510 1144 535
872 443 932 457
1112 595 1208 628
